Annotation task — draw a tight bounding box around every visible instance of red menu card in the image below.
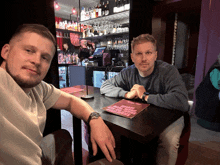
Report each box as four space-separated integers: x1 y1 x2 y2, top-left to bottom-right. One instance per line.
60 86 84 94
102 99 150 119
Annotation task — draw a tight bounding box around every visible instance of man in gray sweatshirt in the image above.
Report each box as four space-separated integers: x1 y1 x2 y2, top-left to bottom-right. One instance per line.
100 34 189 165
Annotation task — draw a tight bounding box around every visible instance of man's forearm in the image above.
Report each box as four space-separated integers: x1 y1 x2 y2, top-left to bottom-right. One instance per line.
100 80 126 97
68 95 94 122
52 91 94 122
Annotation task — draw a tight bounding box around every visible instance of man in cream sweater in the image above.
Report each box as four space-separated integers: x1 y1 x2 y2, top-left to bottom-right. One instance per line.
0 24 122 165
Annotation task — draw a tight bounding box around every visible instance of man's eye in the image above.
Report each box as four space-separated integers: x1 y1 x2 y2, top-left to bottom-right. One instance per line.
146 51 152 55
42 56 50 62
42 56 48 60
26 49 34 53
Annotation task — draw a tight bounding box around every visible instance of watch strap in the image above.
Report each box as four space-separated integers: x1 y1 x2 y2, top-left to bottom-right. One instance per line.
142 92 149 102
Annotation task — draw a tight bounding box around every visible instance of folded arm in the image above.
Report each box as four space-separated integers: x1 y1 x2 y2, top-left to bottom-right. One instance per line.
100 72 129 98
147 69 189 112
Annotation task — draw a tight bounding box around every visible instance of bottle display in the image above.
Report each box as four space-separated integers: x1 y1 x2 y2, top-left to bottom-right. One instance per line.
55 20 79 32
77 0 130 39
56 0 130 66
79 0 130 21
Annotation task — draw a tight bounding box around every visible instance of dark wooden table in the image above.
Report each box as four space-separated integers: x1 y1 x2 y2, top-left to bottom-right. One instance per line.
71 85 184 164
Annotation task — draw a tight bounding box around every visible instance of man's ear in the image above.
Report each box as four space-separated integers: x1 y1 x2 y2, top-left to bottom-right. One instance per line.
155 51 158 60
1 44 10 60
131 53 134 63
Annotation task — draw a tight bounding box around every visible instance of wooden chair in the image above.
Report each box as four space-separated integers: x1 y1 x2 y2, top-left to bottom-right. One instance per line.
88 158 124 165
175 101 193 165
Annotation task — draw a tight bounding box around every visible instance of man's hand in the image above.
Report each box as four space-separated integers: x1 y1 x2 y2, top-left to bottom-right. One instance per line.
52 92 116 162
89 118 116 162
131 84 146 99
125 84 146 100
124 90 138 99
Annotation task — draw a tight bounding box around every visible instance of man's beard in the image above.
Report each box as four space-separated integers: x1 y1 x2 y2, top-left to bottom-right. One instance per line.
6 64 41 88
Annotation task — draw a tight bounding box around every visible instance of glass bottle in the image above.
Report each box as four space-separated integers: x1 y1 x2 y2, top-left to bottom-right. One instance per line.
98 1 102 17
95 4 99 18
102 2 105 16
92 7 96 18
114 0 118 13
105 1 109 16
118 0 123 12
125 0 130 10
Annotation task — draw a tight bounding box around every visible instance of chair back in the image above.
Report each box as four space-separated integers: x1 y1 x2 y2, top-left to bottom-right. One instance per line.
175 101 193 165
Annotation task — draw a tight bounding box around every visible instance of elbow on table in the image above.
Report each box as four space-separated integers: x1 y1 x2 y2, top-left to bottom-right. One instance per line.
100 87 106 95
178 99 190 112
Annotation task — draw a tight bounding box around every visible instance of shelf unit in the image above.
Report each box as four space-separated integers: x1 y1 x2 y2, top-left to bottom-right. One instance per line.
56 28 82 34
79 10 130 45
80 31 129 41
80 10 129 25
56 28 82 39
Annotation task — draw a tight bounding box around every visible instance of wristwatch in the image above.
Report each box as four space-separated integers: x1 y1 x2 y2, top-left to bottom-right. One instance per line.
87 112 101 124
142 92 149 102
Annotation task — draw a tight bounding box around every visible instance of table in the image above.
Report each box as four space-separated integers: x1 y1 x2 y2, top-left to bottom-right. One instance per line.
71 85 184 164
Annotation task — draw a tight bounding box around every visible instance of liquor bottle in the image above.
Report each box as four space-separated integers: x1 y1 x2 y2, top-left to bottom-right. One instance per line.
123 0 127 10
92 7 96 18
81 7 86 21
118 0 121 7
114 0 118 13
125 0 130 10
105 1 109 16
95 4 99 18
117 0 121 12
88 7 92 19
115 0 118 6
85 8 90 20
98 1 102 17
102 2 105 16
118 0 124 12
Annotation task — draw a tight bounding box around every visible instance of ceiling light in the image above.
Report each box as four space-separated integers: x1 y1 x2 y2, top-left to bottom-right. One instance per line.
72 8 77 15
54 1 60 11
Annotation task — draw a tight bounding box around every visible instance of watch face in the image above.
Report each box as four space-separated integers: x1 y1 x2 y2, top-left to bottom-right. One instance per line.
91 112 100 119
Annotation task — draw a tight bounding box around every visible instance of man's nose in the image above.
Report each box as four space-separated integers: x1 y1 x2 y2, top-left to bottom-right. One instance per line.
30 54 41 65
142 54 148 61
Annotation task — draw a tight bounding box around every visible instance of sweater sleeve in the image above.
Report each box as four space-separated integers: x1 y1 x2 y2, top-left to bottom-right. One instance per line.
39 81 62 110
100 70 129 98
147 66 189 112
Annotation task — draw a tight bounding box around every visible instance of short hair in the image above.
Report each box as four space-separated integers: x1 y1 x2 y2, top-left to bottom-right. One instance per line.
131 34 157 52
10 24 56 47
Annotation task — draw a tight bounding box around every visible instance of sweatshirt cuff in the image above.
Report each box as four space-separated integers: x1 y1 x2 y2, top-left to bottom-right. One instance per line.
119 90 128 98
146 94 154 104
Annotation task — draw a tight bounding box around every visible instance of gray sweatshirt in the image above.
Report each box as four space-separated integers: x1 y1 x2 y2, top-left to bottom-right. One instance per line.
100 60 189 112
